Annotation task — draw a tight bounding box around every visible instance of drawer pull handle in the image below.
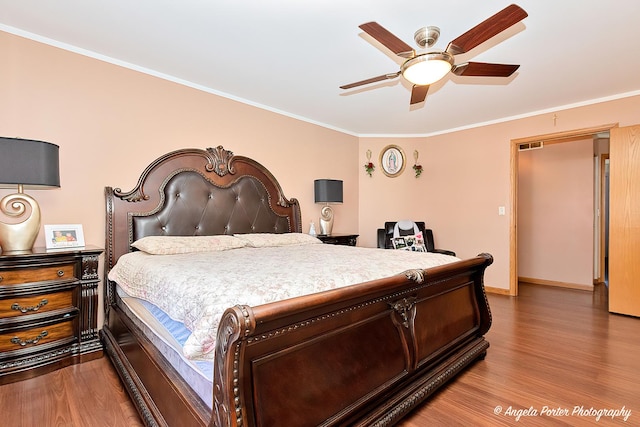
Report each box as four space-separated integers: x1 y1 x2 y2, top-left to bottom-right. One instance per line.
11 299 49 313
0 276 3 282
10 330 49 347
57 270 65 277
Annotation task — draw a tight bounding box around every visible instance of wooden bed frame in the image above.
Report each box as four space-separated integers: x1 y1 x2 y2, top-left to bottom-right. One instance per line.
102 146 493 427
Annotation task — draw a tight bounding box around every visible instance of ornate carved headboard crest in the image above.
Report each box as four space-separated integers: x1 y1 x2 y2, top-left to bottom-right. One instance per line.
114 146 236 203
207 146 235 177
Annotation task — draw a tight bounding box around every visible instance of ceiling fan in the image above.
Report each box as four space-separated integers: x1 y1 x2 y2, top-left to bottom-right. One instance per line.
340 4 528 105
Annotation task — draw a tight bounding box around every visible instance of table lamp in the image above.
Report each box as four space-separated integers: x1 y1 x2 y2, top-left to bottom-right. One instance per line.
314 179 343 236
0 137 60 252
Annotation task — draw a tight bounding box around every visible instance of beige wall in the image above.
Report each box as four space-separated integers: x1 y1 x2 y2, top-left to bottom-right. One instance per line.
0 31 359 249
359 97 640 290
517 138 594 287
359 130 514 290
3 30 640 295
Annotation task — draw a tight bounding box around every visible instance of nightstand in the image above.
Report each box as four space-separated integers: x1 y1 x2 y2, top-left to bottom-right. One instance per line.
316 234 359 246
0 246 103 384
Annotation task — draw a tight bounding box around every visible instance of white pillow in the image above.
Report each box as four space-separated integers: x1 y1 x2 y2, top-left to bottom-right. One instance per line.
131 235 246 255
234 232 322 248
391 232 427 252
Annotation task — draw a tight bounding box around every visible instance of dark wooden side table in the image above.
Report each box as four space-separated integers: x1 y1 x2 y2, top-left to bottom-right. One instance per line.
0 245 103 384
316 234 359 246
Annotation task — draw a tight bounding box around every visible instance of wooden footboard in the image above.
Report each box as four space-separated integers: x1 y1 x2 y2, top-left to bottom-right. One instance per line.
213 253 493 427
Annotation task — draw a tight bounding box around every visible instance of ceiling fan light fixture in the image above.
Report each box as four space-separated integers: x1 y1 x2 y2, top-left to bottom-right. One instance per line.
401 52 454 86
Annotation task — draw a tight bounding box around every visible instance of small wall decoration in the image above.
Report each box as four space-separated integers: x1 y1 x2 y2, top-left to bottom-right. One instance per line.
363 149 375 177
44 224 86 249
413 150 423 178
380 145 406 178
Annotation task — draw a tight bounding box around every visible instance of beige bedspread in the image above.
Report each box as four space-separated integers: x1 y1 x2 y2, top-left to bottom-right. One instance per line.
108 241 459 360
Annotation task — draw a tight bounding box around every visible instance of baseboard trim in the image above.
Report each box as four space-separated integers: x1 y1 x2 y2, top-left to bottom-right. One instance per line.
485 286 512 295
518 277 593 291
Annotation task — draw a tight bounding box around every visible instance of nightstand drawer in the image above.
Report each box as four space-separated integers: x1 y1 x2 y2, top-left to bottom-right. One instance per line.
0 290 74 318
0 263 76 285
0 320 74 353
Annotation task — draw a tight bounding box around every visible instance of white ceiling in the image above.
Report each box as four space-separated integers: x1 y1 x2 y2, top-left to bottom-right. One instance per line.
2 1 640 136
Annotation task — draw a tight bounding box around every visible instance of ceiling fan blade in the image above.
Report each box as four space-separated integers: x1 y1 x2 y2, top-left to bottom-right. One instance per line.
359 22 415 58
410 85 430 105
452 62 520 77
446 4 528 55
340 72 400 89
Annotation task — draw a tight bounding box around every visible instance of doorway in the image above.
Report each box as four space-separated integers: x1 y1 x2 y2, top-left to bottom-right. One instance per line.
509 123 618 296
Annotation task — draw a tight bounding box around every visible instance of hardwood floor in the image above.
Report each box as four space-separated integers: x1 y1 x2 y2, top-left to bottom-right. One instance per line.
0 356 142 427
1 283 637 426
399 283 639 426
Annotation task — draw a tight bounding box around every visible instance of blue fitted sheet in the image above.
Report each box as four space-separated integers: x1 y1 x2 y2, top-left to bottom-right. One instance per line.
119 294 214 408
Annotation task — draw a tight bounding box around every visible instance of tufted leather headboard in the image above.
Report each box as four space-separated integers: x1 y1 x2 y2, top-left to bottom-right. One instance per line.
131 170 293 241
105 146 301 274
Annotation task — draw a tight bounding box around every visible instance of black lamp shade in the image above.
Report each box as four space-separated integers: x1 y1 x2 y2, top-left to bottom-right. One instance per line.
314 179 343 203
0 137 60 189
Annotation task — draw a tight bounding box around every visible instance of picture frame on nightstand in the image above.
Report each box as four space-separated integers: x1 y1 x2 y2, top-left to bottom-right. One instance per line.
44 224 86 249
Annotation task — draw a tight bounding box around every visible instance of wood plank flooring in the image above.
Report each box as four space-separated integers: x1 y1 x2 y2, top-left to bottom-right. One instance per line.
0 354 142 427
399 283 639 426
1 283 638 426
